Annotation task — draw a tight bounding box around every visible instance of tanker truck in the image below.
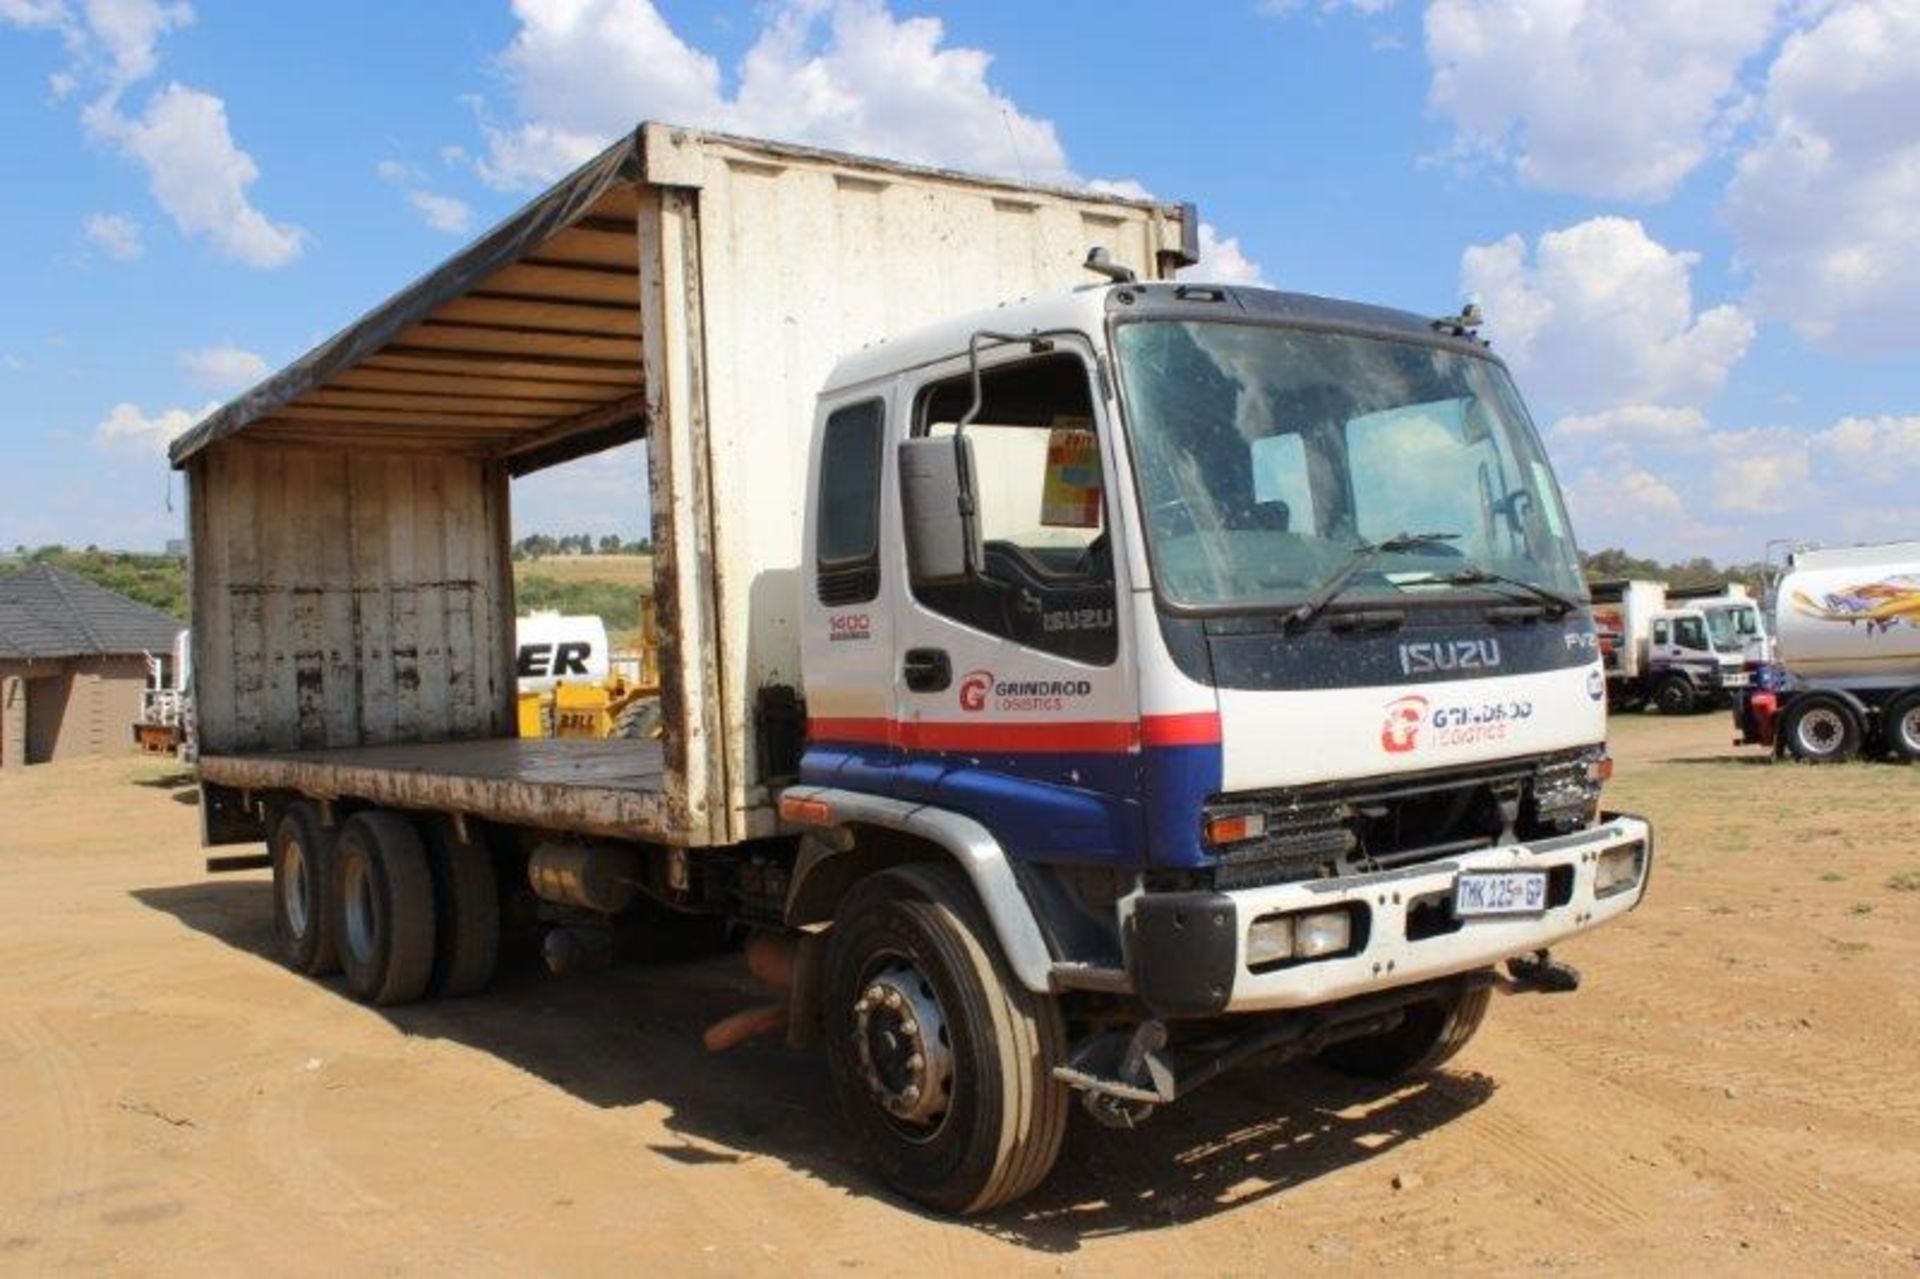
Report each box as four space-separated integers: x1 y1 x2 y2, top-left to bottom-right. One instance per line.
170 124 1651 1214
1735 540 1920 762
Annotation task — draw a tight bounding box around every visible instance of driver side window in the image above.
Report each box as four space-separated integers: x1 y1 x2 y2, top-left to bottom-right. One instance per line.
908 353 1117 665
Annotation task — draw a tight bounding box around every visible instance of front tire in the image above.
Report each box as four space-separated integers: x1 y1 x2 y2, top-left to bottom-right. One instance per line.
270 803 338 976
333 811 437 1006
822 864 1068 1215
1782 693 1862 764
1654 675 1696 716
1317 983 1491 1080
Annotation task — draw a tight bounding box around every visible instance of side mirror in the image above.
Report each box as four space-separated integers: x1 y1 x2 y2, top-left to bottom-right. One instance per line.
898 434 981 586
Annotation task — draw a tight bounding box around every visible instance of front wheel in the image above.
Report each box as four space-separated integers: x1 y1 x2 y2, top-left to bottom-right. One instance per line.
822 864 1068 1215
1317 983 1491 1080
1654 675 1697 716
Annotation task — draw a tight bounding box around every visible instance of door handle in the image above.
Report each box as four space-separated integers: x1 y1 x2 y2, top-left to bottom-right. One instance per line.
902 648 952 693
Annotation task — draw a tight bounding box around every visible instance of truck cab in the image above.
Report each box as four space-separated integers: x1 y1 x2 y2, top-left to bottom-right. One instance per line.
787 281 1651 1181
1648 606 1750 712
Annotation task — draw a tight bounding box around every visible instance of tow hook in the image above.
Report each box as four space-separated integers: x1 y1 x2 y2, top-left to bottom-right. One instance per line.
1055 1020 1175 1129
1504 948 1581 993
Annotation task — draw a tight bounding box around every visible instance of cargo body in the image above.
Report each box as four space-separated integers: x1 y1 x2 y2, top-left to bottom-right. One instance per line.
1736 541 1920 761
176 125 1195 848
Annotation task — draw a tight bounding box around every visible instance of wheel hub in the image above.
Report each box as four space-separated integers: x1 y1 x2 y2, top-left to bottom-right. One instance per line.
851 964 953 1128
1798 707 1843 752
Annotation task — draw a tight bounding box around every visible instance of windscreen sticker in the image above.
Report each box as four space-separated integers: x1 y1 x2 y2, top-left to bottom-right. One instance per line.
1040 425 1102 529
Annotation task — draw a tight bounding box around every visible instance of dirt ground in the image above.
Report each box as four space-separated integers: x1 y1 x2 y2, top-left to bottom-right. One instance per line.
1 716 1916 1275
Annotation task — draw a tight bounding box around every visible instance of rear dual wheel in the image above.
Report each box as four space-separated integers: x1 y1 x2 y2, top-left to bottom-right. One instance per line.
1782 693 1863 764
319 810 501 1006
270 804 339 976
1883 689 1920 763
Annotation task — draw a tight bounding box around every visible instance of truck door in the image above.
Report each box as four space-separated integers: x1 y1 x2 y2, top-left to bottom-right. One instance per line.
889 341 1143 868
799 392 899 793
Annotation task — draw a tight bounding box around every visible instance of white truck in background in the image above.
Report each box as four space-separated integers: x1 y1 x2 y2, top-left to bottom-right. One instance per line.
1735 540 1920 762
171 124 1652 1214
1590 579 1750 714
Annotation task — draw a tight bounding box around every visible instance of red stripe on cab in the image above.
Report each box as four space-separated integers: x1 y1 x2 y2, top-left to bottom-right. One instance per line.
806 710 1222 754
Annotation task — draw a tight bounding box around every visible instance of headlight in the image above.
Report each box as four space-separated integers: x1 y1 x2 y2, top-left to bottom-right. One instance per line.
1246 907 1356 969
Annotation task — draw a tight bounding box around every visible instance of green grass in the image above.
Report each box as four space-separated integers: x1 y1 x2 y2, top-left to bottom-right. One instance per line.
1888 872 1920 893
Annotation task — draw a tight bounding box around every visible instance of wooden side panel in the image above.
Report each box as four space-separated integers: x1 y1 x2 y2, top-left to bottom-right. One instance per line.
190 441 513 754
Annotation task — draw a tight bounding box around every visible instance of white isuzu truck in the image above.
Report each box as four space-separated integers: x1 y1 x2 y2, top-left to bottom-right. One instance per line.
1735 540 1920 761
1590 578 1750 714
172 124 1652 1213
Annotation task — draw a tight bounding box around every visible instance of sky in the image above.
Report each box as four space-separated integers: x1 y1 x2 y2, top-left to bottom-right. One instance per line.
2 0 1916 562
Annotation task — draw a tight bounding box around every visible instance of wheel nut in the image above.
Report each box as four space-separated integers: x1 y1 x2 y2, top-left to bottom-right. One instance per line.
901 1084 921 1104
900 1019 918 1037
907 1053 924 1072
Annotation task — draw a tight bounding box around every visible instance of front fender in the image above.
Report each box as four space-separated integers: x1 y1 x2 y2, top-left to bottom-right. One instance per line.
777 786 1057 994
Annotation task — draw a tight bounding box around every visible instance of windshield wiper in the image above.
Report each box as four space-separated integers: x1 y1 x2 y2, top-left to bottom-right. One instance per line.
1434 565 1580 617
1286 532 1462 632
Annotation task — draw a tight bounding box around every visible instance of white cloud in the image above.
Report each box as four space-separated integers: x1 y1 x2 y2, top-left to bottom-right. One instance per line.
88 83 305 267
1461 217 1754 415
1565 465 1686 522
1712 430 1811 515
84 0 192 97
81 210 143 260
1187 223 1268 286
1552 404 1708 446
5 0 304 269
1423 0 1778 201
177 343 265 390
471 0 1264 285
0 0 69 29
1725 0 1920 351
93 399 215 453
1816 413 1920 474
478 0 1073 191
408 189 473 235
374 158 417 184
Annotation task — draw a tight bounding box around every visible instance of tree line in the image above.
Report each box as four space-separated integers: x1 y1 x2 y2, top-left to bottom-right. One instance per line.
511 533 653 559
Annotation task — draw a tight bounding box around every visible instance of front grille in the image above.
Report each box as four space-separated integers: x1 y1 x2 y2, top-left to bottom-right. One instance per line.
1203 749 1600 890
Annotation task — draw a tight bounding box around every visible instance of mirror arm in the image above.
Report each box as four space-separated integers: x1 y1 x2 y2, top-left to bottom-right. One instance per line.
957 329 1057 436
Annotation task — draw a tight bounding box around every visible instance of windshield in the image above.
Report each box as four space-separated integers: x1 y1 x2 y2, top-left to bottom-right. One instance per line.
1706 604 1760 648
1113 321 1584 611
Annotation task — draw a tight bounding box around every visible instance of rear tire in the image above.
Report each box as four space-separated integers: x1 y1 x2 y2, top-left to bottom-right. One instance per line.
421 818 501 998
1653 675 1696 716
822 863 1068 1215
333 811 437 1006
1882 689 1920 762
270 803 338 976
1782 693 1863 764
1318 983 1491 1080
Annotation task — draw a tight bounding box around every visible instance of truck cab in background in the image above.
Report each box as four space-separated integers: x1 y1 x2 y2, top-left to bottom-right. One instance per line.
1592 579 1748 714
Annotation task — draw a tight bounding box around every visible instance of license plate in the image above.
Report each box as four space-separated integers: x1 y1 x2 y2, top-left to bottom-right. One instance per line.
1454 871 1548 917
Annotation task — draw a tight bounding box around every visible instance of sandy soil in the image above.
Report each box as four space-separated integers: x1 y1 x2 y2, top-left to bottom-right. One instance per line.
1 717 1916 1275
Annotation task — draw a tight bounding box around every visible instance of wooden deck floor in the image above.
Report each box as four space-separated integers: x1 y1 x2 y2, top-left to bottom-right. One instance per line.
198 738 675 842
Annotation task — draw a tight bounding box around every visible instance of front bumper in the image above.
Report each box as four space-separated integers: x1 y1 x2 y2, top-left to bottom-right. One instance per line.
1126 814 1652 1017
